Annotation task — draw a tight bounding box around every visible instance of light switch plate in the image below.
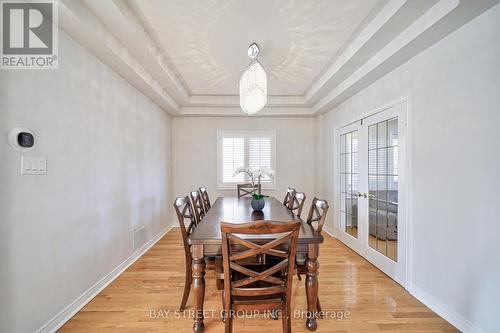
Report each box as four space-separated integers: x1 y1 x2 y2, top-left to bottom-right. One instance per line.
21 156 47 175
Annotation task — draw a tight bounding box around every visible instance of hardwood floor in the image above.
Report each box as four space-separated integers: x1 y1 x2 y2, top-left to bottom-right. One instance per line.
59 228 458 332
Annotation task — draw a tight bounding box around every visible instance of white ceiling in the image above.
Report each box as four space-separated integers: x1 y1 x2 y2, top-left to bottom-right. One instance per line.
129 0 382 96
59 0 500 116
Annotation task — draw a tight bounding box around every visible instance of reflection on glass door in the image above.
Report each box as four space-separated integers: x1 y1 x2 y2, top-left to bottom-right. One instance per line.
337 101 406 286
340 131 358 238
368 118 398 261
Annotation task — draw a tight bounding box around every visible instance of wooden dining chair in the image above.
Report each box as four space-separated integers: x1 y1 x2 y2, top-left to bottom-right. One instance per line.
190 190 206 223
173 196 221 311
305 198 329 234
220 220 301 333
289 192 306 217
237 183 261 198
283 187 296 208
199 187 211 212
296 198 329 313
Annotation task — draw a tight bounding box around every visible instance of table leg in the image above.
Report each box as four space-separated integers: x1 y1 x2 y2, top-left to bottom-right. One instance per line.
192 245 205 332
305 243 319 331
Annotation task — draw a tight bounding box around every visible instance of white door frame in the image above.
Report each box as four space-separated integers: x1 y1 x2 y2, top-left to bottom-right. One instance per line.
334 96 410 289
336 121 364 255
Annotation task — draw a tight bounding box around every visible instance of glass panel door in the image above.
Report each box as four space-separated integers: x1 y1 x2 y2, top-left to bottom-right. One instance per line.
336 101 406 287
337 121 366 255
368 118 398 261
340 131 359 238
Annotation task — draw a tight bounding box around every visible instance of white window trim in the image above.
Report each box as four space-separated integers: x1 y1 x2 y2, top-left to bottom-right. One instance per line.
217 130 277 190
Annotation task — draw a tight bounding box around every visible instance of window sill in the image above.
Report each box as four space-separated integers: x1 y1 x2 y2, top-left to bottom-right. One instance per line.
217 186 277 191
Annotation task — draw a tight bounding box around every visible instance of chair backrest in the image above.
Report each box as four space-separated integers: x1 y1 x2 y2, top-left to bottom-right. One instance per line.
237 183 261 198
190 190 205 223
199 187 211 212
173 196 197 253
283 187 296 208
306 198 329 233
289 192 306 217
221 220 300 303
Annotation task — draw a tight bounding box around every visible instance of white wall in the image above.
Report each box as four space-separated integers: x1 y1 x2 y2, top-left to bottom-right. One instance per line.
2 4 499 333
0 30 172 333
172 116 316 209
315 4 500 333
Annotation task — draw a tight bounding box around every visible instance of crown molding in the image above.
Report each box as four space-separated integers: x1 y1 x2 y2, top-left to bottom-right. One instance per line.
58 0 500 117
303 0 409 105
84 0 190 104
179 106 314 117
59 0 180 114
187 94 306 107
312 0 500 113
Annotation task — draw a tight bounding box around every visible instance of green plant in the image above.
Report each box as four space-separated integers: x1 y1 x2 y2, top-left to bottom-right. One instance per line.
252 193 268 200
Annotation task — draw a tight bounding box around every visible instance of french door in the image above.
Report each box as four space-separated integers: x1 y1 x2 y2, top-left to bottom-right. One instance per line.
337 101 407 286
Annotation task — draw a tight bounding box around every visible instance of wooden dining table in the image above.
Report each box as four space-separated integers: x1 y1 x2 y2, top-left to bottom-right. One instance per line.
188 196 324 332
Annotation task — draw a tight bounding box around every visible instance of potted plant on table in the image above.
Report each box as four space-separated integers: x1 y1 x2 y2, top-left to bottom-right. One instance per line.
235 166 275 211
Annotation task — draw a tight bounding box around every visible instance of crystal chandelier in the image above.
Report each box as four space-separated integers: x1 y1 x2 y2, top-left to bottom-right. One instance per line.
239 43 267 115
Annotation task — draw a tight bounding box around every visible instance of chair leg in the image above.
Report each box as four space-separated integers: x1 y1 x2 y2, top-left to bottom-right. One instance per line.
297 272 301 280
224 308 233 333
317 297 323 317
286 302 292 333
180 262 191 311
221 291 226 323
281 306 287 333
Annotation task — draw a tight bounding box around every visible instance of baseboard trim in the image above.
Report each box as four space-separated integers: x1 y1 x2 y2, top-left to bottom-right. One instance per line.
37 223 175 333
322 226 336 238
40 224 481 333
409 283 484 333
320 226 480 332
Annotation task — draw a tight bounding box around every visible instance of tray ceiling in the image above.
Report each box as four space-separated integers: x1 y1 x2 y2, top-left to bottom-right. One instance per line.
59 0 500 116
130 0 381 96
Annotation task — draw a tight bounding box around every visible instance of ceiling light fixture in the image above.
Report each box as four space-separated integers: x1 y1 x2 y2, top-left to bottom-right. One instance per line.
239 43 267 115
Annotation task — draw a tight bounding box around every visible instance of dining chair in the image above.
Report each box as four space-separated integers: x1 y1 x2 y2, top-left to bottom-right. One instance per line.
289 192 306 217
173 196 221 311
304 198 329 234
237 183 261 198
283 187 296 208
220 220 301 333
199 187 211 212
190 190 206 223
296 197 329 313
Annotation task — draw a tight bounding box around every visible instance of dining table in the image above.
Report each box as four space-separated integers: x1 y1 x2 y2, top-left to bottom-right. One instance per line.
188 196 324 332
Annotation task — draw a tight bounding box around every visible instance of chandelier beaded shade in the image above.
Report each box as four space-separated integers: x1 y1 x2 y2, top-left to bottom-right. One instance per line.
239 43 267 115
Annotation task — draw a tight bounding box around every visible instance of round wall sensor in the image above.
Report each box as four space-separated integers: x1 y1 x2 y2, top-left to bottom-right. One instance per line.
8 127 36 152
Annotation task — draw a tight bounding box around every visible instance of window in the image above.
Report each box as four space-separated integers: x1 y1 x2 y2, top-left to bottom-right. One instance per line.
217 130 276 189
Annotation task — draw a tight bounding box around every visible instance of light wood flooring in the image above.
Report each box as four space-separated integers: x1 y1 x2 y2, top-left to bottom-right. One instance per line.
59 228 458 332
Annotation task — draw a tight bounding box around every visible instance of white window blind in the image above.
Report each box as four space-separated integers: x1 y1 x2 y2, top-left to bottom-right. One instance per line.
218 131 276 189
248 137 273 183
222 137 245 183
